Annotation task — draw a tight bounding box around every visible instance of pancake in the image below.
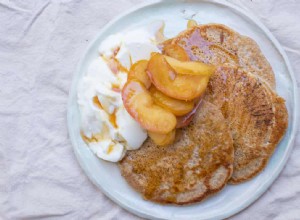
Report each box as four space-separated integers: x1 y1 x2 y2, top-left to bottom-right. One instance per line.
162 24 288 183
204 66 288 183
119 101 234 204
162 23 276 89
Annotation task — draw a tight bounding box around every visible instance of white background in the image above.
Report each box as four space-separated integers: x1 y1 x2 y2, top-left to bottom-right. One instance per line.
0 0 299 219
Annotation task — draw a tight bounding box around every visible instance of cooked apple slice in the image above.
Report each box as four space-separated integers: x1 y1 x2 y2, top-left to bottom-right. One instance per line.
128 60 151 88
164 55 215 76
163 44 190 61
147 53 210 100
148 129 176 146
149 86 194 116
122 80 176 134
176 97 203 128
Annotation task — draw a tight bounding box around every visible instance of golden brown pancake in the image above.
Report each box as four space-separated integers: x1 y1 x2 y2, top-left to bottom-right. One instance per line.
119 101 234 204
162 24 288 183
204 66 288 184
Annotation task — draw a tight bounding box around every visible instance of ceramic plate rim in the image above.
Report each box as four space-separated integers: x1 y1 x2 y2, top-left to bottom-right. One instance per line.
67 0 299 219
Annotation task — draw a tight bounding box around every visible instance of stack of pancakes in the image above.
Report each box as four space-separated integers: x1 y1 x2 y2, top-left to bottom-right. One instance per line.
119 24 288 204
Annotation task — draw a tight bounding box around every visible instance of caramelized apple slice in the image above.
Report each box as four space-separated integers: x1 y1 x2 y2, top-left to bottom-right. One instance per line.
148 129 176 146
164 55 215 76
163 44 190 61
149 86 194 116
176 97 203 128
128 60 151 88
122 80 176 134
147 53 210 100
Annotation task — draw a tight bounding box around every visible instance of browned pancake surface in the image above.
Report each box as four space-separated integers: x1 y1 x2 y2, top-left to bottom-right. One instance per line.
162 24 288 183
119 101 234 204
204 66 288 183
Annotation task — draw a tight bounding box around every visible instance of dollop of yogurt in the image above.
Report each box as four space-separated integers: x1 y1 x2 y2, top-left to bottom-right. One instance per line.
77 21 164 162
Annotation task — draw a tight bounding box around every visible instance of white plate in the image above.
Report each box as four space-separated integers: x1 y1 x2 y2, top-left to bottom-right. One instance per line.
67 0 299 219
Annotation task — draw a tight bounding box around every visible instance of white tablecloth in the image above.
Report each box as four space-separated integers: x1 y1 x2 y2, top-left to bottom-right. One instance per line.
1 0 299 219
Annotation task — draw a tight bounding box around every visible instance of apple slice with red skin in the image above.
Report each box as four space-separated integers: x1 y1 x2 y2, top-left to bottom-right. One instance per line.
176 97 203 128
122 80 177 134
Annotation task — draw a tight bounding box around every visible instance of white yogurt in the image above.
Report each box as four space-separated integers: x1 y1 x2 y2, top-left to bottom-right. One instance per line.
77 21 164 162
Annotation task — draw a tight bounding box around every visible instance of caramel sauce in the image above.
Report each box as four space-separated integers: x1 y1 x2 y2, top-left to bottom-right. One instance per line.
109 110 118 128
93 96 118 128
112 57 129 73
81 132 98 143
112 83 121 93
102 53 129 74
93 96 103 109
107 144 114 154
